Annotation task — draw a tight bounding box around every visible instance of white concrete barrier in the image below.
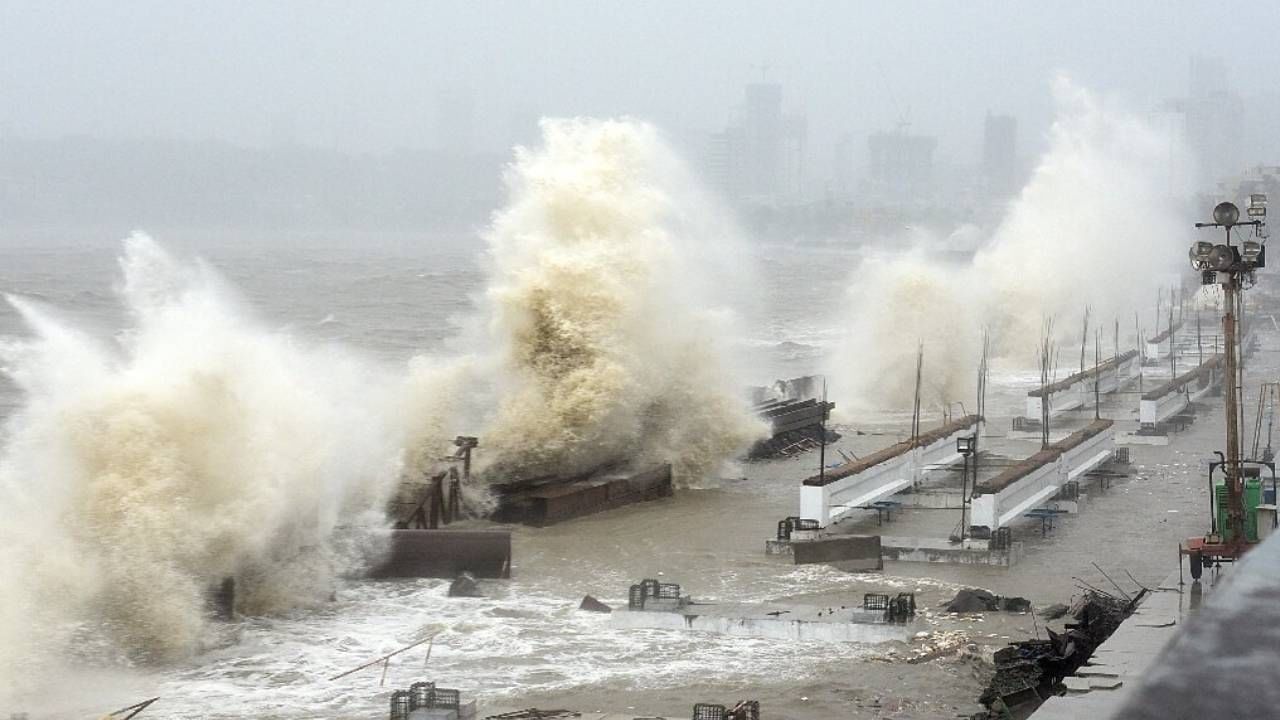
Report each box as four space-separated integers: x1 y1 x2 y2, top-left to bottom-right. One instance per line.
1026 386 1085 420
1139 354 1221 428
1145 322 1182 362
1025 351 1140 420
1060 425 1115 482
970 420 1115 531
799 456 912 524
1140 392 1189 425
970 454 1062 530
801 416 982 526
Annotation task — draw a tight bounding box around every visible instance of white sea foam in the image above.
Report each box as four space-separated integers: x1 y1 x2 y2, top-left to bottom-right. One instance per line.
0 235 404 703
829 78 1190 412
409 118 766 487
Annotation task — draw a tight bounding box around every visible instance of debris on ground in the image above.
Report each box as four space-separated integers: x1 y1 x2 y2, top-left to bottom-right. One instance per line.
447 572 483 598
968 588 1148 719
1040 603 1070 620
578 595 612 613
943 588 1032 613
747 425 842 460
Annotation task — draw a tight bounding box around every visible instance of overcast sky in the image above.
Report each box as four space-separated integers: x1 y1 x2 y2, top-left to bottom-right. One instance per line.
3 1 1277 165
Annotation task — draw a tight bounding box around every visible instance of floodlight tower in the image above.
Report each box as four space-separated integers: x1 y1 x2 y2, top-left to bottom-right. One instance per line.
1183 196 1269 578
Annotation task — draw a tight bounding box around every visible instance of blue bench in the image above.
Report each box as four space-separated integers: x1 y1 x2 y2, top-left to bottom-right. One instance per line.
860 500 904 526
1024 508 1068 537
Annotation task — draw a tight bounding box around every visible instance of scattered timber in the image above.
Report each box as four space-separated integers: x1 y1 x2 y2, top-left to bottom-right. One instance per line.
491 464 673 526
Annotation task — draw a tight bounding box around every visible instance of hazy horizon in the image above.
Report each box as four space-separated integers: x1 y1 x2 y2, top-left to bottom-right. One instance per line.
4 2 1278 165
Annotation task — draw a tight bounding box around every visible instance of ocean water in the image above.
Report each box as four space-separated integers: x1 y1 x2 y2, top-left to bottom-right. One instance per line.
0 226 1250 719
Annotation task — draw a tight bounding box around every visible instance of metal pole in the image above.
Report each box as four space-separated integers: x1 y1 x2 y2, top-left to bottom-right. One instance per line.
1223 258 1245 545
818 377 828 485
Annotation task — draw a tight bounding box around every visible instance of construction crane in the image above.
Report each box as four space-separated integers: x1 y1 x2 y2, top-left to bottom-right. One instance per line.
1182 197 1273 580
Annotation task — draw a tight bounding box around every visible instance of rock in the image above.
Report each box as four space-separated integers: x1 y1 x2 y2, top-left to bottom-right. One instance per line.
945 588 998 613
447 572 482 598
578 594 612 613
1041 603 1070 620
998 596 1032 613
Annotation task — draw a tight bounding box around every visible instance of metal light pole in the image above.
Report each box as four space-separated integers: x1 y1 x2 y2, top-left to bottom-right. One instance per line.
1188 199 1267 559
957 434 976 541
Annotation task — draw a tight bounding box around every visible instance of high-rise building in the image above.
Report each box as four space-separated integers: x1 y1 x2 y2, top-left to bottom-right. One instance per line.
704 126 745 199
867 129 936 201
781 111 807 200
742 83 783 198
705 81 806 203
982 113 1018 197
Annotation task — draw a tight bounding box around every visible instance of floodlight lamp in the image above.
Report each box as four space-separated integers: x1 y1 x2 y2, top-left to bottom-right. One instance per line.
1189 241 1214 270
956 435 975 455
1242 240 1263 263
1207 244 1235 271
1251 193 1268 207
1213 201 1240 226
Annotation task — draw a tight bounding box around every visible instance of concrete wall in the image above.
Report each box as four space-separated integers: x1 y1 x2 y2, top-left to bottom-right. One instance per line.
792 535 882 570
801 420 983 526
971 424 1116 531
1025 355 1139 420
1139 392 1190 425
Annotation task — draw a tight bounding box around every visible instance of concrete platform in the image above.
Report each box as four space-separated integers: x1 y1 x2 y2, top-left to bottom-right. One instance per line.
880 535 1023 566
896 489 966 508
610 603 914 644
1115 432 1171 446
767 533 1024 567
483 710 683 719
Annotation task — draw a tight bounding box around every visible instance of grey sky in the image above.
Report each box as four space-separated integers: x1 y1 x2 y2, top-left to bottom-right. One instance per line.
2 1 1277 165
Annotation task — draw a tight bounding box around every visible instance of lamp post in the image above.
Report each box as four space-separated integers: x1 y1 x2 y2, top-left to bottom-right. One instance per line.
956 434 977 541
1188 198 1267 558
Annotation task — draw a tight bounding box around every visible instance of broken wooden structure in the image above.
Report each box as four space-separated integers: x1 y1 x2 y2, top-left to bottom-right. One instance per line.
746 375 837 459
491 463 673 526
371 436 513 579
748 397 837 459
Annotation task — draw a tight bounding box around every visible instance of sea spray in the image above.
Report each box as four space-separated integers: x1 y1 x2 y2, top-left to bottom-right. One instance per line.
0 235 403 700
829 78 1190 411
416 118 765 486
972 78 1190 353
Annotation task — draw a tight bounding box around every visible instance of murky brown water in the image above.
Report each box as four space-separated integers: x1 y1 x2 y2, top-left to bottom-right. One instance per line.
1 230 1273 719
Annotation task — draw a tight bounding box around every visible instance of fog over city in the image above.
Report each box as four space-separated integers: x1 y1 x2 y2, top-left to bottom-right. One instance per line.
3 2 1279 229
2 3 1280 720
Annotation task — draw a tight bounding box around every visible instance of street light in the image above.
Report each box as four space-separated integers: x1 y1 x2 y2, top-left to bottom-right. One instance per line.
1182 195 1269 577
1213 201 1240 226
956 434 977 542
1191 196 1267 283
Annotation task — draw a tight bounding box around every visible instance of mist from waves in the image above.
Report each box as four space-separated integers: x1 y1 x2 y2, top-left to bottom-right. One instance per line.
0 234 405 703
829 77 1191 413
407 118 766 487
